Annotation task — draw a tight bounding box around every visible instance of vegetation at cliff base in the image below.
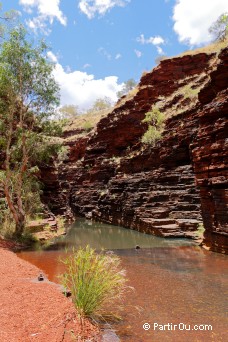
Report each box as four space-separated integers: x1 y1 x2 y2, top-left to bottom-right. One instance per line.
60 246 128 320
0 25 61 237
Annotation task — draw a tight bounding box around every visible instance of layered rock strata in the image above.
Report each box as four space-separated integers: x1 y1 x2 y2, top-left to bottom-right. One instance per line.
192 47 228 253
42 47 228 253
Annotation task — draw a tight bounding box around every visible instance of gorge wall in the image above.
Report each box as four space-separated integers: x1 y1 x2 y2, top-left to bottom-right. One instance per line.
43 46 228 254
191 47 228 253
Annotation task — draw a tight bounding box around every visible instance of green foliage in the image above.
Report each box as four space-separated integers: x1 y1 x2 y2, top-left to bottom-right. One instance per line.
182 84 199 99
57 145 69 162
0 171 42 235
87 97 112 113
0 3 19 38
41 119 63 137
58 97 113 134
82 120 93 132
117 78 137 98
60 246 128 320
0 24 60 236
143 107 165 126
141 126 162 145
0 208 15 237
0 25 59 115
209 12 228 41
197 223 205 234
21 177 43 216
58 104 80 120
16 230 38 245
142 107 165 145
0 195 12 234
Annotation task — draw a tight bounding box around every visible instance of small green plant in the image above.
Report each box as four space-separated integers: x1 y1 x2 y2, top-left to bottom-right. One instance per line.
141 126 162 145
60 246 128 320
143 107 165 126
16 231 38 245
57 146 69 162
182 84 199 99
0 208 16 238
141 106 165 145
56 215 66 234
197 223 205 235
83 121 93 132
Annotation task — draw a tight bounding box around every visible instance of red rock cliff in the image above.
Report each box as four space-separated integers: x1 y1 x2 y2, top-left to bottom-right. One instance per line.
191 47 228 253
42 47 228 253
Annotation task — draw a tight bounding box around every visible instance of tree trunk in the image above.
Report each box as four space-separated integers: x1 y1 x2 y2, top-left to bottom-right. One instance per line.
4 181 26 238
14 213 25 237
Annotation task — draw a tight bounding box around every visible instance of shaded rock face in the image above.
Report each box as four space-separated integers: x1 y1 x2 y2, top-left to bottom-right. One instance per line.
40 135 89 220
191 47 228 253
41 48 228 253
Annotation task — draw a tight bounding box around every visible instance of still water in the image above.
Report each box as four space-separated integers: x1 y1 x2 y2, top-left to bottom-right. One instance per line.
18 218 228 341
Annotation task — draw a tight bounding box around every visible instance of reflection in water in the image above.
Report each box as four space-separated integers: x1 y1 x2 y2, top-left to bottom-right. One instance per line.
17 218 228 342
203 230 228 254
44 217 195 251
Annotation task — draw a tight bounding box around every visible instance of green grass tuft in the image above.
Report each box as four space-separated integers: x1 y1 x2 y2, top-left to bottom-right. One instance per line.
60 245 128 320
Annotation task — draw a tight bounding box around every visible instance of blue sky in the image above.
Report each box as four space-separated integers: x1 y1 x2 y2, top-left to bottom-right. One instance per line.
3 1 228 110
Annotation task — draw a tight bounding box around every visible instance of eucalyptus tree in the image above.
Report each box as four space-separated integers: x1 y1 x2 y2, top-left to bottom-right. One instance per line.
209 12 228 41
0 2 18 37
0 25 60 236
117 78 137 98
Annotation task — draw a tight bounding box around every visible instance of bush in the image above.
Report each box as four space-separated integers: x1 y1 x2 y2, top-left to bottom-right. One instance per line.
83 121 93 132
57 146 69 162
141 126 162 145
142 107 165 145
182 84 199 99
143 107 165 126
60 246 128 320
0 208 15 238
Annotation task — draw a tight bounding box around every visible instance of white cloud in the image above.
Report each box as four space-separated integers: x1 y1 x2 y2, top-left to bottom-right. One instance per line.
98 47 112 60
26 16 52 35
156 46 165 55
137 34 165 45
173 0 228 45
52 62 123 110
19 0 67 33
83 63 92 69
78 0 130 19
115 53 122 60
136 34 165 55
47 51 58 63
134 49 142 58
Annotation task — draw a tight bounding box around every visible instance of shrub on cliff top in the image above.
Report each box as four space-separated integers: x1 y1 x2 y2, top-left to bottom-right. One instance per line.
209 12 228 42
60 246 128 320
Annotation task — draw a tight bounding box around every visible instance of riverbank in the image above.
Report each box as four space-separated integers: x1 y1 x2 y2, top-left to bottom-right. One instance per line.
0 247 100 342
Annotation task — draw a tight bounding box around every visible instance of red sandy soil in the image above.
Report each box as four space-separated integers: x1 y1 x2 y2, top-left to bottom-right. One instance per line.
0 247 101 342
